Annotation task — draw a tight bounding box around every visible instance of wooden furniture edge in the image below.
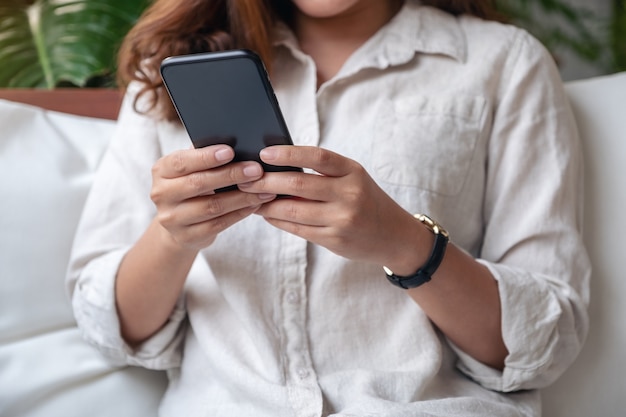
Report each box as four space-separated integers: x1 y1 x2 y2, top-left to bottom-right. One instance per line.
0 88 123 120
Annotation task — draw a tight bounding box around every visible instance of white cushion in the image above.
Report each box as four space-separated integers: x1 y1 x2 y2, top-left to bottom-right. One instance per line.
0 99 110 341
0 99 166 416
542 72 626 416
0 329 166 417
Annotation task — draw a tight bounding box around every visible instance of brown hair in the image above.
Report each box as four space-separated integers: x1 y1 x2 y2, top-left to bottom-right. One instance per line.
117 0 499 121
422 0 500 19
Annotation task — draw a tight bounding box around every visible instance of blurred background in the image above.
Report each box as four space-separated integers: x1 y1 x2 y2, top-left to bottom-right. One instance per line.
554 0 619 80
0 0 624 89
497 0 623 80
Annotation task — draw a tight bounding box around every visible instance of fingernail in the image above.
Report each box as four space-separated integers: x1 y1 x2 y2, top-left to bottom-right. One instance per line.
258 193 276 201
260 147 277 160
215 147 233 162
243 164 263 177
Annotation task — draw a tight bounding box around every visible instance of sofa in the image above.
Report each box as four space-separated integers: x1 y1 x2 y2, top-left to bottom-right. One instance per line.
0 72 624 417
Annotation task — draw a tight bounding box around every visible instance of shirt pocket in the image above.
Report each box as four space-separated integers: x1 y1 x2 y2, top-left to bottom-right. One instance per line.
373 95 487 196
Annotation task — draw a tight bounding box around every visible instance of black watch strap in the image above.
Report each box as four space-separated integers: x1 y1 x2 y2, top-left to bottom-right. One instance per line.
384 214 449 289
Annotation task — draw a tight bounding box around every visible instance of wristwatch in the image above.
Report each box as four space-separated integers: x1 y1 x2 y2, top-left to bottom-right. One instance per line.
383 214 449 289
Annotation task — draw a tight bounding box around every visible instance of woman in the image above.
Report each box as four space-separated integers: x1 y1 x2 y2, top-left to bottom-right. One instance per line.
67 0 590 415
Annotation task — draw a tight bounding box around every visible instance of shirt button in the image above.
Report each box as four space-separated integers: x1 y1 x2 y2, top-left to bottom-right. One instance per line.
297 369 310 380
286 291 299 304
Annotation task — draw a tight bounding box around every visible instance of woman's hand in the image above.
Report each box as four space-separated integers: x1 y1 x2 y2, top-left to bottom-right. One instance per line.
238 146 425 271
150 145 277 251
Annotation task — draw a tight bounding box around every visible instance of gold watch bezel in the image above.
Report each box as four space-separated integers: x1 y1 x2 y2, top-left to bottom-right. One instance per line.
414 213 449 238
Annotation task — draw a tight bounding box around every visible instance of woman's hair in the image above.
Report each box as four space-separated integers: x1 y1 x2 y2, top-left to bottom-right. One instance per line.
117 0 500 121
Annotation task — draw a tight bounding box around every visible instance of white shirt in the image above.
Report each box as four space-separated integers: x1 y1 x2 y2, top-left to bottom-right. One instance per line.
67 2 590 416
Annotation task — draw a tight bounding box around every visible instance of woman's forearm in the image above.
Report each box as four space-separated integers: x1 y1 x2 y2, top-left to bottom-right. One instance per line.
380 213 507 370
115 217 198 346
407 243 508 370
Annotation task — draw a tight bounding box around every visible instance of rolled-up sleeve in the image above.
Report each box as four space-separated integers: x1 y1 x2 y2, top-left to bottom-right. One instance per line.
66 86 187 370
452 30 591 392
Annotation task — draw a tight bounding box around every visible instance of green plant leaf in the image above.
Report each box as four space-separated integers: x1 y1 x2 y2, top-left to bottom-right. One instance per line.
0 0 149 88
612 0 626 71
495 0 607 68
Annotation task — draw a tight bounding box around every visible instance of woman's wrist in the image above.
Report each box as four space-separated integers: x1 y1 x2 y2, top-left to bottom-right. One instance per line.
153 218 202 259
379 212 436 277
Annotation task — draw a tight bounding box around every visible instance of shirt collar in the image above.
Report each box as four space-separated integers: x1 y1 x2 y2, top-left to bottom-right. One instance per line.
273 0 467 70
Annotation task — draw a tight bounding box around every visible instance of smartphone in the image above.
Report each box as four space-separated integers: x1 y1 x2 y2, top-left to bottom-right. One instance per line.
160 49 300 175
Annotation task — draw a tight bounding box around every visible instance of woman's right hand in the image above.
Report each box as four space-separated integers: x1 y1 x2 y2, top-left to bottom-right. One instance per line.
150 144 277 251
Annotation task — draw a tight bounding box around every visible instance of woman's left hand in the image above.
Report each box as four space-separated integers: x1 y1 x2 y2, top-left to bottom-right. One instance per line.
238 146 420 268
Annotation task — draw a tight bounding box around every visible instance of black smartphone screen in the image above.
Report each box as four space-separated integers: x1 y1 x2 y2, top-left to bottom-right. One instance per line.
160 50 299 173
